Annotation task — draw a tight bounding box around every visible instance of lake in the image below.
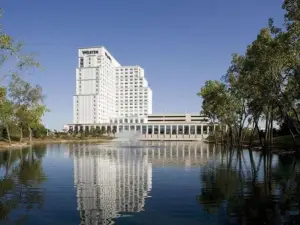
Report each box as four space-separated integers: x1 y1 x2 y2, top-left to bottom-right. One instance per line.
0 141 299 225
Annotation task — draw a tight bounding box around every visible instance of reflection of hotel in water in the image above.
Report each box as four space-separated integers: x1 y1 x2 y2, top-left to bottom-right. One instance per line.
69 142 219 224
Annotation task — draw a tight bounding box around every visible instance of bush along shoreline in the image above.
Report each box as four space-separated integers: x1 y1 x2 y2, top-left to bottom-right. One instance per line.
0 126 115 150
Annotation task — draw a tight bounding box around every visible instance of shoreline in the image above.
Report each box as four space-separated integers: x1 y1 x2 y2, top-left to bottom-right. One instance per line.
0 138 297 156
0 138 113 151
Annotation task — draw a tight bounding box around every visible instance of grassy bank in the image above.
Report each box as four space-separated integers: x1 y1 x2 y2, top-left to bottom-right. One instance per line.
0 136 114 150
271 135 300 149
206 134 300 152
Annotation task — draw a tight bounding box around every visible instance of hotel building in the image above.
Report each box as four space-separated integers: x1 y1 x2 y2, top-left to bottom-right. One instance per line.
115 66 152 122
74 47 152 125
69 46 220 141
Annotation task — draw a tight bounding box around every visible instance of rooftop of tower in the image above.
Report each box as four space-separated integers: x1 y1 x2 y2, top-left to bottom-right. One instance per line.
78 46 105 49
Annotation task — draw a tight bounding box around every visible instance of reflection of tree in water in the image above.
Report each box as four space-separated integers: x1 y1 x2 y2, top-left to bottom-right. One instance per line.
198 149 300 225
0 145 47 224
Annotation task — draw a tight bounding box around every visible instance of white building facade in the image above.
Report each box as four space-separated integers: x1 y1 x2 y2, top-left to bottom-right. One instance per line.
67 113 221 141
73 47 152 125
115 66 152 123
70 46 219 141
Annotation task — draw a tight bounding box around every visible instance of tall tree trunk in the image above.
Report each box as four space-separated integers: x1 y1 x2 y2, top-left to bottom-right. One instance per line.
28 127 32 143
238 124 243 146
280 91 300 134
264 108 270 150
5 123 11 145
214 125 218 144
270 110 274 147
287 116 297 148
278 104 297 147
19 127 23 143
254 120 263 147
221 125 224 143
248 121 256 147
229 127 233 148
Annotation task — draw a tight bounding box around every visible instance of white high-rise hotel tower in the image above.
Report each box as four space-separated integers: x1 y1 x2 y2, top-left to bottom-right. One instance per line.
73 47 152 124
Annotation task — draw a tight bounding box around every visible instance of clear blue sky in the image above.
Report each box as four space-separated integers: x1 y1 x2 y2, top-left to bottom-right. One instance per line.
2 0 284 130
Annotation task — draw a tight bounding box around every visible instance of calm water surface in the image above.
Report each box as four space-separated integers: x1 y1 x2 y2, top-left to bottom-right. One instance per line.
0 142 299 225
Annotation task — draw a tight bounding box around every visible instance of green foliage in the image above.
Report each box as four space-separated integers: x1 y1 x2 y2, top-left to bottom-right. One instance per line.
74 126 79 134
32 124 48 138
198 2 300 149
0 12 48 143
1 127 7 140
198 80 239 126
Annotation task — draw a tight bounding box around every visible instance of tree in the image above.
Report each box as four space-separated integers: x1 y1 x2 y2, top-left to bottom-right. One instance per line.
32 124 48 138
74 126 79 135
24 106 47 142
0 87 14 144
198 4 300 150
0 11 47 144
9 75 47 143
0 100 14 144
0 10 40 84
198 80 240 144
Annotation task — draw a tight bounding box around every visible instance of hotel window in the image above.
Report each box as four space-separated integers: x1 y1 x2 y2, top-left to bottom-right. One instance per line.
166 126 171 135
172 125 177 135
142 125 147 134
160 125 165 135
178 125 183 134
203 126 208 134
154 125 159 134
148 125 153 134
184 125 189 135
80 58 84 67
190 126 196 134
